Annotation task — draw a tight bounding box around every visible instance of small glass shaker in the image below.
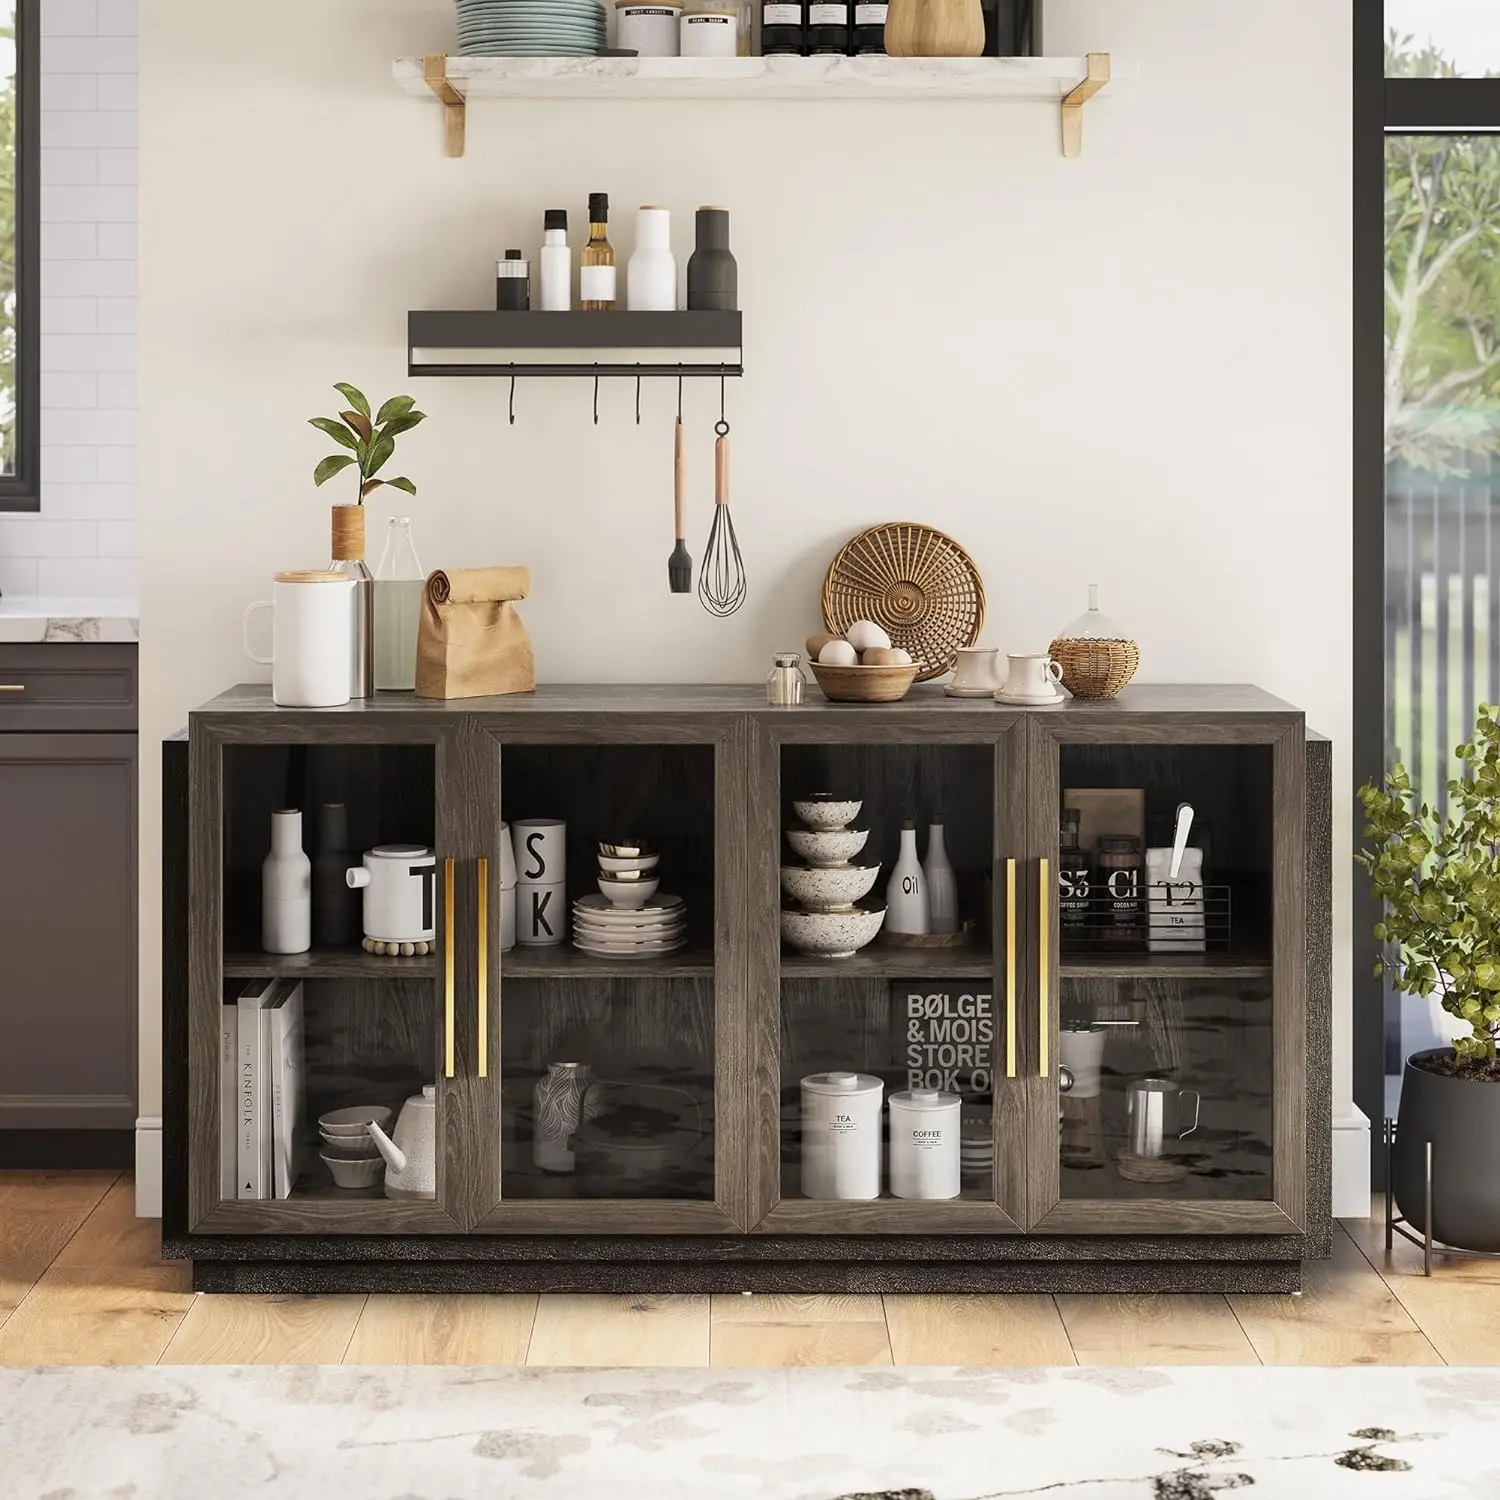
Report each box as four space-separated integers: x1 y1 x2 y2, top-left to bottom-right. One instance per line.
766 652 806 706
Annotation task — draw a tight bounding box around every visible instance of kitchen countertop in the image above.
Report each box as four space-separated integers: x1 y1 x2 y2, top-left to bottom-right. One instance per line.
0 595 139 643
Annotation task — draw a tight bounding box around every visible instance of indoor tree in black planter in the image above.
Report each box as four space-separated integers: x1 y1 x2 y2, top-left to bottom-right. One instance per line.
1360 703 1500 1251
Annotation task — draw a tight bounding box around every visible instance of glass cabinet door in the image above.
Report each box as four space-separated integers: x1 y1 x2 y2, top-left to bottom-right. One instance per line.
1025 718 1307 1235
749 720 1027 1233
472 721 746 1232
188 723 470 1233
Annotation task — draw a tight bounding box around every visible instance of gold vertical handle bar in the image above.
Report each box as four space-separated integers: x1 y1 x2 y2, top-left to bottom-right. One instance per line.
443 857 455 1080
0 685 25 692
476 857 489 1080
1039 858 1051 1078
1005 858 1017 1079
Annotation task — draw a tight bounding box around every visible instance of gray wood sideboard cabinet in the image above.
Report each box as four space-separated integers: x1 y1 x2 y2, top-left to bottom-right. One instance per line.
161 683 1332 1293
0 644 138 1166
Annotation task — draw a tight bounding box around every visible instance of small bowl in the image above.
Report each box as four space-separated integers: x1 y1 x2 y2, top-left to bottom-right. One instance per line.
785 825 869 869
318 1105 391 1136
598 874 661 909
320 1152 385 1190
792 795 863 832
780 861 880 912
598 852 660 875
808 661 919 704
780 899 887 959
318 1135 382 1159
599 838 655 859
596 865 652 882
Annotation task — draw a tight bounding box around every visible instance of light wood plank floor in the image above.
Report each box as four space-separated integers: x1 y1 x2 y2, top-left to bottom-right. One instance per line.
1 1175 1491 1367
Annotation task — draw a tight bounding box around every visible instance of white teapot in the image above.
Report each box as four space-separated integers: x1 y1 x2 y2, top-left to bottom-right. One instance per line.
367 1085 436 1200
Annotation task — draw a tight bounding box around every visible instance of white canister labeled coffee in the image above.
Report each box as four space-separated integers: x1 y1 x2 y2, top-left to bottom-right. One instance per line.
680 7 736 56
800 1071 883 1200
888 1088 961 1200
346 845 437 944
617 0 681 55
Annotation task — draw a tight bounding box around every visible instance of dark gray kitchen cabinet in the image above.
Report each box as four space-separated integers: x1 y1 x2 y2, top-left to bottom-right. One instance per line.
0 645 138 1160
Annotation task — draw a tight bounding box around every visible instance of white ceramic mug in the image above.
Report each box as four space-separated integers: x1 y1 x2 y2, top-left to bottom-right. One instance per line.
243 571 355 708
947 647 1001 698
346 844 437 943
998 653 1065 702
512 819 566 886
517 880 566 947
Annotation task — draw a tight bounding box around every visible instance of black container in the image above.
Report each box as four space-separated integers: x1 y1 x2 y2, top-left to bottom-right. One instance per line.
985 0 1040 56
686 208 737 313
496 249 530 312
806 0 848 53
761 0 804 53
851 0 886 53
1393 1049 1500 1252
312 802 360 948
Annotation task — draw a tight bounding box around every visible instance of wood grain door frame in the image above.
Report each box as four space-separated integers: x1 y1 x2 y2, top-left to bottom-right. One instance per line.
746 713 1029 1234
470 713 748 1234
187 717 467 1235
1023 715 1307 1236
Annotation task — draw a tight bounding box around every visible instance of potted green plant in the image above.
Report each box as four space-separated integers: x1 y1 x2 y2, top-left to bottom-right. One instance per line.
1358 703 1500 1251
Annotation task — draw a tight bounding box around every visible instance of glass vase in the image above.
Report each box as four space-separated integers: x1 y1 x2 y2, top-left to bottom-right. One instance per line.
374 517 425 692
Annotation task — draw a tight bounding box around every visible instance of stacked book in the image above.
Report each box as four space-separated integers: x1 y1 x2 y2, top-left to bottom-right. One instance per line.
221 979 305 1201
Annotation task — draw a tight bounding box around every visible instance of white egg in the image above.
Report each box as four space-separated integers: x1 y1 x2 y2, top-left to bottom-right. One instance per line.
845 620 892 652
818 639 859 667
888 647 913 666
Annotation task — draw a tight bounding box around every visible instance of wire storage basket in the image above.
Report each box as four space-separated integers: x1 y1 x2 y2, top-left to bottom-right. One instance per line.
821 523 986 682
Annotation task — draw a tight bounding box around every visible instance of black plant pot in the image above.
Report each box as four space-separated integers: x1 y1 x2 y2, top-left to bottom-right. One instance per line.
1392 1047 1500 1252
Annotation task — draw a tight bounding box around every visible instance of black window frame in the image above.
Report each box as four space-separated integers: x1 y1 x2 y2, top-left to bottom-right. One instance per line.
0 0 38 512
1354 10 1500 1177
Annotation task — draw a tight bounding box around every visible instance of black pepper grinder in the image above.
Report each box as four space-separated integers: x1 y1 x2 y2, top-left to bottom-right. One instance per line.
496 249 530 311
686 207 737 312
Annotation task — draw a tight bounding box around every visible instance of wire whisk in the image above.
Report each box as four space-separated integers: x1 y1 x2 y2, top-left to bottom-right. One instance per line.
698 416 747 617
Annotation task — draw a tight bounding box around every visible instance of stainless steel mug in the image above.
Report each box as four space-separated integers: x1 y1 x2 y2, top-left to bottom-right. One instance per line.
1125 1077 1200 1158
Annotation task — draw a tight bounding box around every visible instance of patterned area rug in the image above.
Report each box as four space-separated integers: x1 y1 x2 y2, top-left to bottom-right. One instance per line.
2 1364 1497 1499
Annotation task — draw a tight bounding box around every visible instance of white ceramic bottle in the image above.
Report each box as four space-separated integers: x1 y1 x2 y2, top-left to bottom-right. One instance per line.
539 208 571 311
923 821 959 934
627 206 677 312
888 1088 961 1200
800 1071 883 1200
885 820 930 935
262 809 311 954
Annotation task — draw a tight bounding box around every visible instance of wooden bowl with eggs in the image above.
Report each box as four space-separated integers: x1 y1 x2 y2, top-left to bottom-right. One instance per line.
806 627 920 704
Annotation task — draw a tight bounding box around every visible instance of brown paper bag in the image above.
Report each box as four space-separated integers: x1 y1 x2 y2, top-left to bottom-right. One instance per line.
414 566 535 700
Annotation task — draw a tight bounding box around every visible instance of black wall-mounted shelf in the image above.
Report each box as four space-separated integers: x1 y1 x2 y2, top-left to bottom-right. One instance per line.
407 310 743 379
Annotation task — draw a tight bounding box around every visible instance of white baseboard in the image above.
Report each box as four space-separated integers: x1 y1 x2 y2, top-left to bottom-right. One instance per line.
134 1116 162 1218
1333 1107 1372 1219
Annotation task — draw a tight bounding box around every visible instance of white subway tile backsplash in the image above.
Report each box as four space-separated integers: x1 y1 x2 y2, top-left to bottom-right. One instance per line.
4 9 138 587
38 558 139 596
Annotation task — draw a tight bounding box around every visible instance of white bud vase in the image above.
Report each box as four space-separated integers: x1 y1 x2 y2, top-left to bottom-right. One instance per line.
262 809 311 954
923 821 959 935
886 821 930 935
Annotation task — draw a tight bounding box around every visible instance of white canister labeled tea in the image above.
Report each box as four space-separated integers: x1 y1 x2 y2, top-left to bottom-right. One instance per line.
680 7 736 56
888 1088 961 1200
800 1071 883 1200
617 0 681 55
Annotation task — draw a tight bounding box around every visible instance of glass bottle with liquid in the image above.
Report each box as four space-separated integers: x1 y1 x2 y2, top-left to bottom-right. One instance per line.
374 517 425 692
1058 808 1092 940
580 192 617 312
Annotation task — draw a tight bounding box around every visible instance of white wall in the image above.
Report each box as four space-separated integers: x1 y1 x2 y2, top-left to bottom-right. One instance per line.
139 1 1353 1140
0 0 136 596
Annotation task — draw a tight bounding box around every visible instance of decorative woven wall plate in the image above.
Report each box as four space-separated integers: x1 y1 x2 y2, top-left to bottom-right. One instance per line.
821 523 986 682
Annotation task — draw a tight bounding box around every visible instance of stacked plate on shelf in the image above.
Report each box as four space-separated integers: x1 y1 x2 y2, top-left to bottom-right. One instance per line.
960 1108 994 1182
455 0 607 56
573 893 687 958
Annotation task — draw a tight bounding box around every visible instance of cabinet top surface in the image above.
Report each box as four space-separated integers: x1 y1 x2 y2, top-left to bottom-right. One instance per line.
193 682 1304 720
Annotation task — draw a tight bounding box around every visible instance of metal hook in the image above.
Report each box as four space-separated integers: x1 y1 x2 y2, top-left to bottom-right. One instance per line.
593 374 600 427
508 375 516 427
719 374 726 425
635 366 642 426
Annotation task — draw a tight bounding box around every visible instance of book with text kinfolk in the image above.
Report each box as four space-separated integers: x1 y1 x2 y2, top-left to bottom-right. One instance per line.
268 980 305 1201
220 1003 238 1200
236 978 279 1199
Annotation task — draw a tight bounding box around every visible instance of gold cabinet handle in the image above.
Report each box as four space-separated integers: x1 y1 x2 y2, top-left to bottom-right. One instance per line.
443 857 456 1080
0 684 25 693
476 857 489 1080
1005 858 1017 1079
1039 857 1051 1078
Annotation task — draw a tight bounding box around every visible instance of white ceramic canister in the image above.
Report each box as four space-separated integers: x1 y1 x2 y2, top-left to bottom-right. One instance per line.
498 820 518 954
888 1088 961 1201
242 570 355 709
512 818 566 887
517 880 567 947
345 844 438 944
616 0 681 55
1058 1025 1106 1099
627 206 678 312
680 6 737 56
800 1071 883 1200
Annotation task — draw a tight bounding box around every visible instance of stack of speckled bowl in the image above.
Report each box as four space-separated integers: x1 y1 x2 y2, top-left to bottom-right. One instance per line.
456 0 606 55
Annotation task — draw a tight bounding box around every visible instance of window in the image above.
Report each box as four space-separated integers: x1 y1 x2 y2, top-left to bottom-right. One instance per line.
1385 0 1500 78
0 0 36 509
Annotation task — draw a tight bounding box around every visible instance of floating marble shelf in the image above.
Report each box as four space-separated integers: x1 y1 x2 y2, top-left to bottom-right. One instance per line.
393 52 1117 159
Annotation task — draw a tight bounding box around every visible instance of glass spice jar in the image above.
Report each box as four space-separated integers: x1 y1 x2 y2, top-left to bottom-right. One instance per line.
767 652 806 706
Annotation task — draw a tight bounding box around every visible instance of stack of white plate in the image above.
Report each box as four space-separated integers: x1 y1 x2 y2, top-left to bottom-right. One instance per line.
456 0 607 56
960 1109 994 1180
572 892 686 957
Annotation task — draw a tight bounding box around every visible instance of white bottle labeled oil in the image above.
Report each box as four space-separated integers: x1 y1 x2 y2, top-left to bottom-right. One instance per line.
886 820 930 934
923 820 959 934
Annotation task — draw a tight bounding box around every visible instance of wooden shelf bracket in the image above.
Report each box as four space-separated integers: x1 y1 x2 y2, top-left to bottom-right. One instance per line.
1060 52 1110 158
423 53 467 157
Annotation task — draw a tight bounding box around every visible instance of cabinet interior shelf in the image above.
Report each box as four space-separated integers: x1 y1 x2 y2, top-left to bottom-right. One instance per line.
1058 952 1274 981
394 53 1117 159
223 944 716 981
781 943 994 980
408 310 743 379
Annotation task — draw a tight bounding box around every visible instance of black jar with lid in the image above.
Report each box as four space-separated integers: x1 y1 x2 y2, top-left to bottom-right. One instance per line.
496 249 530 311
1097 835 1144 946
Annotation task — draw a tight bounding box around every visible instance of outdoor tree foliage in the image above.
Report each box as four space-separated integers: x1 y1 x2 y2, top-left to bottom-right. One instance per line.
1386 33 1500 472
